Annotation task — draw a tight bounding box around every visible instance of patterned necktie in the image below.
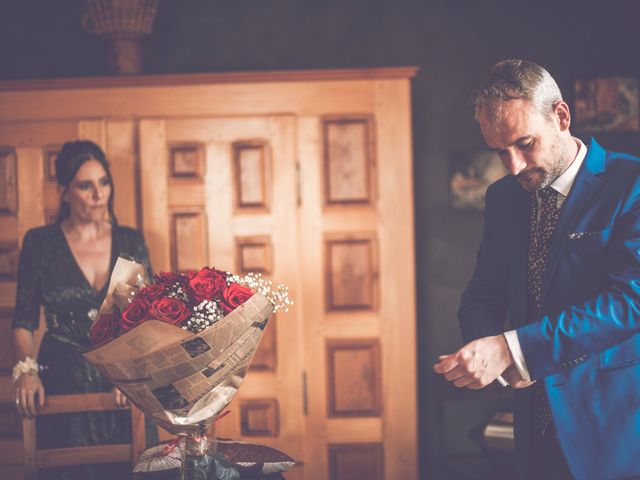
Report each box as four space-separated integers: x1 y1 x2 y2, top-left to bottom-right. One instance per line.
528 186 564 435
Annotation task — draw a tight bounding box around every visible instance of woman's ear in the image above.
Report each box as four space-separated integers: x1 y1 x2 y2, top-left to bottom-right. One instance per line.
58 185 67 203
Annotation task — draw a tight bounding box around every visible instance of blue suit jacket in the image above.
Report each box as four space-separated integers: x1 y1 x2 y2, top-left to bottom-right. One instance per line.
459 138 640 480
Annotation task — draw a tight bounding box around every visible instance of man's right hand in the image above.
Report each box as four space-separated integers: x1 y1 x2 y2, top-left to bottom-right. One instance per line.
14 373 45 418
502 364 535 389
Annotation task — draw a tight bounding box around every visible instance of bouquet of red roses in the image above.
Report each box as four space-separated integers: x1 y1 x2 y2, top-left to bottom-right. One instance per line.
80 257 293 478
89 266 268 346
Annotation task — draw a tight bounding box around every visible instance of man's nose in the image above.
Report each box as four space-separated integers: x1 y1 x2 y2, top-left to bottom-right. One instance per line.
504 152 527 176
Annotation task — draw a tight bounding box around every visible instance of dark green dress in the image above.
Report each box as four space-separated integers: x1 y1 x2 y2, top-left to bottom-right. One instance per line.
13 223 154 480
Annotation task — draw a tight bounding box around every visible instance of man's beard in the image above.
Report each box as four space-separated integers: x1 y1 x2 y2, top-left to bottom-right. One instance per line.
517 136 567 192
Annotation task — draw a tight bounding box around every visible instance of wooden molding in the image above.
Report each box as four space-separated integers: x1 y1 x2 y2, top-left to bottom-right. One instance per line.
170 209 208 273
231 140 271 212
43 145 61 182
0 67 419 92
168 143 206 181
328 443 384 480
235 235 272 275
0 149 18 216
326 339 382 418
240 398 280 437
324 234 379 311
322 116 377 206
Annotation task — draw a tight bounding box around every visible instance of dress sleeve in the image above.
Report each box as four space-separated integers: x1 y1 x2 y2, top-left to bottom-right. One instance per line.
13 230 42 331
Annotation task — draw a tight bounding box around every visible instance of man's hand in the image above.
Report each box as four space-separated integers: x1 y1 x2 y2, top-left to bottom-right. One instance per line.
502 364 535 389
433 335 513 389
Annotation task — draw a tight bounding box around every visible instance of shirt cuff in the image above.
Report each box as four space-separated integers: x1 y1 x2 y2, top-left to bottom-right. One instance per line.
504 330 531 382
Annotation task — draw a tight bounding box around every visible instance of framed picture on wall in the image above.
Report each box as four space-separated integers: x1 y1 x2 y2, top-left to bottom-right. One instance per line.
449 150 507 211
574 77 639 133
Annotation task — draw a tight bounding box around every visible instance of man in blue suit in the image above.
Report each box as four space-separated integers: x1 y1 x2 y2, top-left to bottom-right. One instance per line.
434 59 640 479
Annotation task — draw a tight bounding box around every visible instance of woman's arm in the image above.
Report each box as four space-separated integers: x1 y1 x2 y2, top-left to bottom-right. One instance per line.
12 327 45 418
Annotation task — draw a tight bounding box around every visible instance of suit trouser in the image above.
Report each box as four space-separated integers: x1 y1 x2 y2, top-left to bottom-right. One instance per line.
526 421 574 480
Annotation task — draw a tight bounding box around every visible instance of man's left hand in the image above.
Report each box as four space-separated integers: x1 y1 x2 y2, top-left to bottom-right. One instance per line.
433 335 513 389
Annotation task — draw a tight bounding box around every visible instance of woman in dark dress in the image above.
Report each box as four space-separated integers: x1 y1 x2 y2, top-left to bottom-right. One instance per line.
11 140 153 479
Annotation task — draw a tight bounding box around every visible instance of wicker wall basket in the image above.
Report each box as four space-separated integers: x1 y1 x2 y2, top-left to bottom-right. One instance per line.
82 0 159 74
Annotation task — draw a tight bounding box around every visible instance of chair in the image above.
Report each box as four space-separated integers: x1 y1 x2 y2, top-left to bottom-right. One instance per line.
22 392 145 480
468 415 516 479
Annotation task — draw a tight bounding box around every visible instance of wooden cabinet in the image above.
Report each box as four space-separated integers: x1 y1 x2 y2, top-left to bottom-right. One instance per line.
0 67 417 480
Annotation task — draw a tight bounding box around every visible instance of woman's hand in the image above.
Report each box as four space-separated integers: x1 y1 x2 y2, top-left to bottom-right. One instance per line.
113 388 129 408
14 373 45 418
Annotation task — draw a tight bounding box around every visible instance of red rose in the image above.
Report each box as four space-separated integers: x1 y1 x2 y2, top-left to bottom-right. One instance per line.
188 267 227 302
121 297 150 331
220 283 254 314
89 313 120 346
149 297 191 326
155 272 188 287
137 284 166 302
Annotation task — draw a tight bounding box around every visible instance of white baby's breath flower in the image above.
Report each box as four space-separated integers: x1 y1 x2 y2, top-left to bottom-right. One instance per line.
230 272 293 313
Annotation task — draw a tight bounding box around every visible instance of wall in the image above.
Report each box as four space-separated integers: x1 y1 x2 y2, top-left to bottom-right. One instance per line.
2 0 639 477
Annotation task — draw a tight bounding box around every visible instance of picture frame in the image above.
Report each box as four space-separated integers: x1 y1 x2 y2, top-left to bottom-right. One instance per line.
574 77 639 133
449 150 507 211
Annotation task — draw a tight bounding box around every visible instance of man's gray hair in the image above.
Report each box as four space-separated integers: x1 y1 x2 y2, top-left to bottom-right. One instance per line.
473 59 563 121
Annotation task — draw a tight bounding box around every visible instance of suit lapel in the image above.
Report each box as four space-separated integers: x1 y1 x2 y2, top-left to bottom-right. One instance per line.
540 138 606 307
510 182 530 328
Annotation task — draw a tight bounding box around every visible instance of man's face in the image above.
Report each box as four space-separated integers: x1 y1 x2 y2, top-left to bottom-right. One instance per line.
478 99 568 192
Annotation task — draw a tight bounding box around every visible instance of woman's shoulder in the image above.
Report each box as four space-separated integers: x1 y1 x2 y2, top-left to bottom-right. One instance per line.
23 223 59 243
114 224 146 245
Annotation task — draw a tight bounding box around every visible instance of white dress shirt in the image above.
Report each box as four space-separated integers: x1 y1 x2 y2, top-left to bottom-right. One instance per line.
499 138 588 385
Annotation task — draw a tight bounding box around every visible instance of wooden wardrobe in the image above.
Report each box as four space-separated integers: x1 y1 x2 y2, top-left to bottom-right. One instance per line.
0 67 418 480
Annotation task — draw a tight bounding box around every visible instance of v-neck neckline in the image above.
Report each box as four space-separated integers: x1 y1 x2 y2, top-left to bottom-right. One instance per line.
56 222 116 295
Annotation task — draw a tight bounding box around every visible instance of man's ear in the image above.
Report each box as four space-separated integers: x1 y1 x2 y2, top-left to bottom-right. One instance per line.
553 101 571 132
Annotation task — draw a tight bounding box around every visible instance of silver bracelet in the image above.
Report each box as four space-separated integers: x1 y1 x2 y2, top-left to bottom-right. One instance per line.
12 356 40 384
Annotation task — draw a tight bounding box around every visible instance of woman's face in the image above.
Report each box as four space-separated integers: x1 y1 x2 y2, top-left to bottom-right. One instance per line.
62 158 112 223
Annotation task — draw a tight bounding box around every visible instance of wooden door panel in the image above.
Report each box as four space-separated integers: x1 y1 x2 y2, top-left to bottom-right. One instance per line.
322 116 376 206
328 443 384 480
170 209 208 273
0 149 18 215
139 116 305 468
324 234 379 311
298 82 416 480
326 339 382 418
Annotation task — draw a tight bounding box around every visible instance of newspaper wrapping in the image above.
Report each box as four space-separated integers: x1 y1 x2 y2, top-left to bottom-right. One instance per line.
83 257 274 436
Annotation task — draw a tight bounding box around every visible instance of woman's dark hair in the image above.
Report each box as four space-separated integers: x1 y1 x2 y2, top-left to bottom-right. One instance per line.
55 140 117 224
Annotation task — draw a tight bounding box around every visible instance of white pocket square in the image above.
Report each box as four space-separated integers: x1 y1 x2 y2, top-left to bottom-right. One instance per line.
568 231 598 240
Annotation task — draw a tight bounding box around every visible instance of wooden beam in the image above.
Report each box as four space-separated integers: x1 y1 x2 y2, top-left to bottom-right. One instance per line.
37 393 128 415
0 67 419 92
